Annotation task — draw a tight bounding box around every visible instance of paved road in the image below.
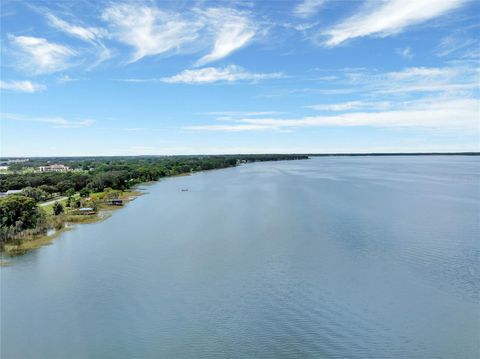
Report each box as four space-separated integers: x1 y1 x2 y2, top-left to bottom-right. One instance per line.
39 196 68 207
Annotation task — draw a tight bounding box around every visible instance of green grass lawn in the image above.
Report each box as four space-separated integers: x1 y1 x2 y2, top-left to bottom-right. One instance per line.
41 194 80 215
0 168 36 175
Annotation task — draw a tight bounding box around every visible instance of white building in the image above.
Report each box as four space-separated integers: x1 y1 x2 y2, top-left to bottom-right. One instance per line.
7 159 29 164
38 164 71 172
0 189 23 197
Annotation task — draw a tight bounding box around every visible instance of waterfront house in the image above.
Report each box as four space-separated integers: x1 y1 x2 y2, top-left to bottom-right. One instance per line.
76 207 96 215
109 199 123 206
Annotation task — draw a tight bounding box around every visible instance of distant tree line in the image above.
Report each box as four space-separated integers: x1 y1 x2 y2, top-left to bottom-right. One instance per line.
0 155 307 194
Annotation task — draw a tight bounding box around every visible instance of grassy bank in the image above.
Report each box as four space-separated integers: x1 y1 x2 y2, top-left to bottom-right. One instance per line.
1 190 141 256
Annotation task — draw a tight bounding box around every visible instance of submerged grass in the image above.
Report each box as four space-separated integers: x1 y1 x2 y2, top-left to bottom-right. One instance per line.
2 190 141 257
2 215 107 256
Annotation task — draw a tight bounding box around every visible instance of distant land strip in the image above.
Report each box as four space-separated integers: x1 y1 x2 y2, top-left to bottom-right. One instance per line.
1 152 479 161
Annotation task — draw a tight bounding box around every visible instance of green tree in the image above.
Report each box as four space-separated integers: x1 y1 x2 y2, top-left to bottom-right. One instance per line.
65 188 75 197
53 202 64 216
57 180 75 194
0 195 42 242
22 186 48 202
38 185 57 195
79 188 90 198
65 188 75 208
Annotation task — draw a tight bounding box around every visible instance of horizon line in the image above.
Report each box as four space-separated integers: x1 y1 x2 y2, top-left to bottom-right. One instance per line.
1 152 479 159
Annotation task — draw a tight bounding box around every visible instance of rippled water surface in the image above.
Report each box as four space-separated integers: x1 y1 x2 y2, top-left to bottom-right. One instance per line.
1 156 479 358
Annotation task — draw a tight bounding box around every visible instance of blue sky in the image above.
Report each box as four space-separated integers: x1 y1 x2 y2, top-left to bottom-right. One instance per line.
1 0 479 156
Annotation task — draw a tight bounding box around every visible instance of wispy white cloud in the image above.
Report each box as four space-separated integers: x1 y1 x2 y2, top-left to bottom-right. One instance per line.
461 48 480 60
385 67 453 79
185 98 479 132
195 8 256 66
203 111 286 122
340 65 478 96
436 34 478 57
187 64 479 133
115 78 158 83
260 65 478 99
294 0 326 18
284 21 320 32
56 75 83 84
323 0 466 46
44 12 111 66
184 124 274 132
161 65 284 84
204 111 284 117
307 101 364 111
396 46 414 59
1 113 94 128
101 3 256 65
0 80 46 93
377 66 478 94
45 12 105 42
199 8 256 63
102 3 200 63
9 35 76 74
307 101 391 111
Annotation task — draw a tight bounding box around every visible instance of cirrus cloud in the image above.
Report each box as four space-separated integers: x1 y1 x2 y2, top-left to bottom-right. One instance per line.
294 0 327 18
9 35 76 74
195 8 256 66
102 3 200 63
184 98 478 133
101 3 257 66
45 12 105 43
43 11 111 67
323 0 467 46
1 112 94 128
0 80 46 93
161 65 284 84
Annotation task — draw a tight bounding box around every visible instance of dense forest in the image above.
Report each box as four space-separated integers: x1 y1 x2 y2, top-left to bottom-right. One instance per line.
0 155 307 193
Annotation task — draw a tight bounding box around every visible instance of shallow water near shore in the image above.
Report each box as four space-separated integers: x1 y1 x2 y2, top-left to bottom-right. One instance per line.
1 156 479 358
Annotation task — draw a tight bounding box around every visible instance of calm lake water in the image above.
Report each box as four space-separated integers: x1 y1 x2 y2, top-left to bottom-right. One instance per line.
1 156 479 358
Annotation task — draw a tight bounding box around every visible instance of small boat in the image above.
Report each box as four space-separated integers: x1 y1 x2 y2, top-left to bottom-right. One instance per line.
181 188 189 192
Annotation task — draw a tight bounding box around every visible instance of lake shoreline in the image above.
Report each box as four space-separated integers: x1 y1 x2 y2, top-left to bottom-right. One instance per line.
0 158 310 258
1 189 142 257
1 167 236 257
0 168 233 257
